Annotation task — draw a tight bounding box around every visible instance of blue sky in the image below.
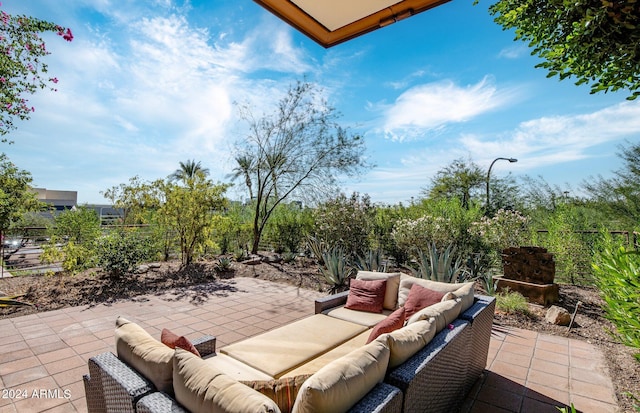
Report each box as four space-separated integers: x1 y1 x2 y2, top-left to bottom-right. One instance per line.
2 0 639 205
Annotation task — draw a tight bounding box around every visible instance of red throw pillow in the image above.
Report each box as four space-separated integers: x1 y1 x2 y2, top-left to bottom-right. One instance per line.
345 278 387 313
403 284 445 320
366 307 406 344
161 328 201 357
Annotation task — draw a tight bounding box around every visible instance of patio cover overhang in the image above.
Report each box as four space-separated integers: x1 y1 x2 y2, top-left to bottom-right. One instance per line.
253 0 451 48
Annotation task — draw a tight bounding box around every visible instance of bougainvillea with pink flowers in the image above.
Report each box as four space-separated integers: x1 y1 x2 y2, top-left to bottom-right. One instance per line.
0 3 72 141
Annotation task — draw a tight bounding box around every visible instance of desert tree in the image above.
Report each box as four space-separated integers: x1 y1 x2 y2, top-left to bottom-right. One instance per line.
582 141 640 229
233 81 368 254
0 153 42 247
489 0 640 99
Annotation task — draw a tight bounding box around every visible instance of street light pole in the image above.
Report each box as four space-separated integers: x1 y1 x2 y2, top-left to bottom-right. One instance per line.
486 157 518 211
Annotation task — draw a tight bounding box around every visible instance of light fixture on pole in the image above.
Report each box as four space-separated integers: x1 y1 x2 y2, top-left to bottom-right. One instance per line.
486 157 518 210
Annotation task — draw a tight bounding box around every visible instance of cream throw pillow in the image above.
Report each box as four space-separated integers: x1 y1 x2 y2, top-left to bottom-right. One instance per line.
114 316 174 394
384 318 436 368
405 299 463 332
173 348 280 413
292 338 390 413
356 271 402 310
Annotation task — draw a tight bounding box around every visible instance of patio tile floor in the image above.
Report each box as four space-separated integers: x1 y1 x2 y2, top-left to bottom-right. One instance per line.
0 277 619 412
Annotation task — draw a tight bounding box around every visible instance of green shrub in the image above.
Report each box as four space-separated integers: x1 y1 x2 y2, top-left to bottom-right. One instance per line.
592 237 640 361
95 231 152 279
356 249 385 272
496 289 530 315
313 193 374 259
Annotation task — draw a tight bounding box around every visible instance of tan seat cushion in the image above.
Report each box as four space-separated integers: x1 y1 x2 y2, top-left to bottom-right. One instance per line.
398 279 475 312
114 316 174 394
204 353 274 381
220 314 367 378
323 306 391 327
356 271 402 310
281 330 370 378
292 338 390 413
173 348 280 413
384 318 437 368
242 375 311 413
406 299 463 331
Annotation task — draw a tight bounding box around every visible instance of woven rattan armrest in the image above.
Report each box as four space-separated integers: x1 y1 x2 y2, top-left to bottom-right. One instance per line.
192 334 216 357
83 352 154 413
314 290 349 314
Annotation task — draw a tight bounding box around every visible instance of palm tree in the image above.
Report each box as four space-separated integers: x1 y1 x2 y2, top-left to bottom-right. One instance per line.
228 155 255 201
169 160 209 184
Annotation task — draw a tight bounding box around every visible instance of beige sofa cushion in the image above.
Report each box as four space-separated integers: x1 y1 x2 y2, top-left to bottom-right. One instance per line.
406 299 463 331
323 306 391 327
384 318 437 368
204 353 274 381
114 316 174 394
292 338 390 413
221 314 367 378
356 271 402 310
398 279 475 312
173 348 280 413
282 330 370 378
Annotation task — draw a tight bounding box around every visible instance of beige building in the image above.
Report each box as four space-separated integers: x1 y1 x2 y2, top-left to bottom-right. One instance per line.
34 188 77 211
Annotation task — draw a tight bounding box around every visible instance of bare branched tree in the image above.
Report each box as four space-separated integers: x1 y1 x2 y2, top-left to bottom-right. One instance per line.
233 81 368 254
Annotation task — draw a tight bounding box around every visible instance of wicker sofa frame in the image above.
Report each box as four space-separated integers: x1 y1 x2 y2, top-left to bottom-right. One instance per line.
83 294 495 413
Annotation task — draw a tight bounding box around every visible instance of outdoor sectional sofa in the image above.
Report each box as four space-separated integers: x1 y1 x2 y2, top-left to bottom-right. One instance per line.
83 271 495 413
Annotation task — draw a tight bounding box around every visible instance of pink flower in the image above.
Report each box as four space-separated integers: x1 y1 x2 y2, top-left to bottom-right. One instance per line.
447 324 454 330
50 77 58 84
62 28 73 42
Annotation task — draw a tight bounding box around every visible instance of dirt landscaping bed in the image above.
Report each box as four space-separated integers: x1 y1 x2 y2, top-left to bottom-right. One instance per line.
0 257 638 412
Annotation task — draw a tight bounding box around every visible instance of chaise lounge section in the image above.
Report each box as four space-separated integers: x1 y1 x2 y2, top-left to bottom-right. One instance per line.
83 271 495 413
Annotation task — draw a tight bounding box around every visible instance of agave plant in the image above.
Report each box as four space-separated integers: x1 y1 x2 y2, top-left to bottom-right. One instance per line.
0 293 33 308
306 235 327 266
215 257 233 272
319 247 355 293
356 249 386 272
411 243 467 283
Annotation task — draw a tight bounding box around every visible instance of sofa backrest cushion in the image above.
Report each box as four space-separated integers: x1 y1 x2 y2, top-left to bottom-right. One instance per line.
356 271 402 310
405 299 463 332
115 316 174 394
292 338 390 413
398 279 475 312
345 278 387 313
384 318 437 368
173 348 281 413
403 284 445 320
366 307 405 344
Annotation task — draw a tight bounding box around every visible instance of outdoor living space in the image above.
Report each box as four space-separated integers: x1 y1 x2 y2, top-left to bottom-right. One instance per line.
0 277 619 413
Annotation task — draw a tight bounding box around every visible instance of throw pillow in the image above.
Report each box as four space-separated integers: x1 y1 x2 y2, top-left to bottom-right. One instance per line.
356 271 402 310
403 284 445 320
241 375 311 413
366 307 406 344
345 278 387 313
161 328 201 357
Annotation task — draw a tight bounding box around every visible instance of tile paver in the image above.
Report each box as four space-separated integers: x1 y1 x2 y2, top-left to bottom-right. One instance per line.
0 278 620 412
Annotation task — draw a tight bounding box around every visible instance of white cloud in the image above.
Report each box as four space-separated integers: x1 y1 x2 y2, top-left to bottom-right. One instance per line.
498 45 528 59
377 76 517 141
459 100 640 168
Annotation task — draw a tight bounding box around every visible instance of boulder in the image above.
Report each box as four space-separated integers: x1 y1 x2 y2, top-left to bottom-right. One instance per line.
135 264 150 274
545 305 571 326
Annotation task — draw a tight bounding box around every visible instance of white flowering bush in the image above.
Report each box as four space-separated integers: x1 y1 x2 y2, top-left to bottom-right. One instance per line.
468 209 529 252
391 215 460 253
